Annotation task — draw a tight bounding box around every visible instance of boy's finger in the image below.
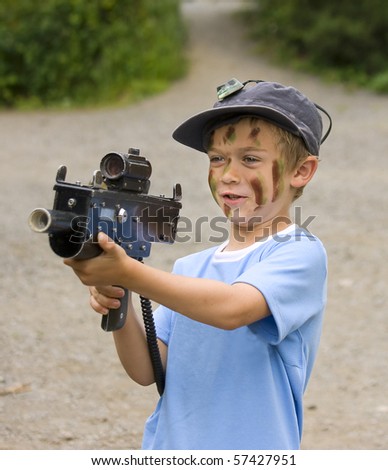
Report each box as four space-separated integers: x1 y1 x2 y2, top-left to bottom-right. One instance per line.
97 231 115 250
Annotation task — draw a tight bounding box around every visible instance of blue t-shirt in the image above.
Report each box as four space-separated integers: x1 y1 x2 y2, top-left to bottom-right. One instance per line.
142 225 327 450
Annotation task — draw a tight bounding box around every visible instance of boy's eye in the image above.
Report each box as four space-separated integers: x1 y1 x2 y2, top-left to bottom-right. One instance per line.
243 155 261 164
209 155 224 164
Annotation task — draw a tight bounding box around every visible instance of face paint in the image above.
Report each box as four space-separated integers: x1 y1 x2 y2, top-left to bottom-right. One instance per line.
248 125 261 147
223 126 236 145
208 169 218 202
250 175 267 207
271 158 286 202
243 117 261 146
209 168 232 218
222 159 231 176
223 204 232 218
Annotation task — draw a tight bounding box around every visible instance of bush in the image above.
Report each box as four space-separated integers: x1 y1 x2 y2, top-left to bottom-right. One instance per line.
244 0 388 93
0 0 187 108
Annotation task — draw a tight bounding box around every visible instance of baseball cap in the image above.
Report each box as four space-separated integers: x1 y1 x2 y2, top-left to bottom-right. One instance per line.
172 79 332 156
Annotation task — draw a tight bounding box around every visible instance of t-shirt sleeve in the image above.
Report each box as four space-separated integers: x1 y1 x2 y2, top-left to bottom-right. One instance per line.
153 304 174 346
233 236 327 344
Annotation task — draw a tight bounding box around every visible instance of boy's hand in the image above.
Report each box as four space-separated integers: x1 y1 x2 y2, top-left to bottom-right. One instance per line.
89 285 127 316
64 232 134 287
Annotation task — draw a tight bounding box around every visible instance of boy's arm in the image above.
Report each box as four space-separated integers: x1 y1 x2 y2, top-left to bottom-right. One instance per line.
90 286 167 386
65 233 269 330
113 306 168 386
127 263 269 330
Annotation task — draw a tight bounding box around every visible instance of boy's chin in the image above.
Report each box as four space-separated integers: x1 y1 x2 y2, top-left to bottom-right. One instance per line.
228 213 265 229
225 209 264 228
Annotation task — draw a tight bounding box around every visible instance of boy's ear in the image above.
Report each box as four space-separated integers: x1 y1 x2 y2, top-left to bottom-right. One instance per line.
290 155 318 189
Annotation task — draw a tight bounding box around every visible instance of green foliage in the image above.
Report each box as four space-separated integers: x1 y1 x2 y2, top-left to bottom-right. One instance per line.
244 0 388 93
0 0 187 108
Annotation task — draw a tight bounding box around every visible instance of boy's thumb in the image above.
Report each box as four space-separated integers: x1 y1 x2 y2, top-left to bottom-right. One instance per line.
97 231 114 251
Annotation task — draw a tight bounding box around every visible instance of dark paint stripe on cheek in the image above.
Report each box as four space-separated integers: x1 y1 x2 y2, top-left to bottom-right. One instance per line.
251 177 264 206
272 160 280 202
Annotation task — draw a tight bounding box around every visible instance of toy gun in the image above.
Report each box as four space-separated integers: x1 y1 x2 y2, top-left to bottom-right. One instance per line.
28 146 182 329
28 148 182 395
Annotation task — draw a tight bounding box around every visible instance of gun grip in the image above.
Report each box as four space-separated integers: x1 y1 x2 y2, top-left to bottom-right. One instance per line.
101 287 128 331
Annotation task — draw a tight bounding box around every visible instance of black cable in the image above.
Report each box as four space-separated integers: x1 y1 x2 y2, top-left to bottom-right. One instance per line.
140 295 165 396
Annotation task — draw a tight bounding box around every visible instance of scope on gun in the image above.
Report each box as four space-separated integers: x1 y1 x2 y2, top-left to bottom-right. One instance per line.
100 148 152 192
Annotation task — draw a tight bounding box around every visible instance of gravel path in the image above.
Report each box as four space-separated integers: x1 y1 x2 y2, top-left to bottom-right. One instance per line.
1 0 387 449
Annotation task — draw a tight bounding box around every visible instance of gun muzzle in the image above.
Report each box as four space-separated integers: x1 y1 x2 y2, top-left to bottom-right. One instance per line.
28 208 75 234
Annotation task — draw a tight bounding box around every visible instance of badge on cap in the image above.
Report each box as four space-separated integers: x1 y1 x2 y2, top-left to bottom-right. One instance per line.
216 78 244 101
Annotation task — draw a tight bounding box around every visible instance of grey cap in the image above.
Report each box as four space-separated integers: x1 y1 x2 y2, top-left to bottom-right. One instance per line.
172 79 331 156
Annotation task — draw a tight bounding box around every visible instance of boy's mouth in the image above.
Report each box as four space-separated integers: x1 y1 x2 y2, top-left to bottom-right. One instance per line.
220 192 247 205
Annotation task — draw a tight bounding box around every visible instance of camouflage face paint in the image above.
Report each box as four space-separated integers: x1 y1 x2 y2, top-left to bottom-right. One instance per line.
250 175 267 207
208 169 218 203
248 121 261 147
222 159 231 176
271 158 286 202
209 169 232 218
223 204 232 218
249 126 260 139
223 126 236 145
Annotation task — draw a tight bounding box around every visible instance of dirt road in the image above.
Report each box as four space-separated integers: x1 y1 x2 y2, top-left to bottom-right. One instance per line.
1 0 387 449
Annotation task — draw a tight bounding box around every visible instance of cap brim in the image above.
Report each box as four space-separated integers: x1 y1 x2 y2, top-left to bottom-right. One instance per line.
172 105 301 153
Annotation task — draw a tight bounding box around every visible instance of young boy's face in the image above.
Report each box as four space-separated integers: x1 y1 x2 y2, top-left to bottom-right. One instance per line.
207 118 295 231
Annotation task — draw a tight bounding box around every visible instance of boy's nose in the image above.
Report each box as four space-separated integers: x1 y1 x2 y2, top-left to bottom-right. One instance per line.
221 160 240 184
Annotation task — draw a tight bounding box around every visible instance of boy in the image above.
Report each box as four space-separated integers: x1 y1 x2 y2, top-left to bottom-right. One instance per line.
65 79 332 449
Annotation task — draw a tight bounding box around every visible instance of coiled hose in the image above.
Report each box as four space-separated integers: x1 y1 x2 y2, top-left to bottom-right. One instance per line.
140 295 165 396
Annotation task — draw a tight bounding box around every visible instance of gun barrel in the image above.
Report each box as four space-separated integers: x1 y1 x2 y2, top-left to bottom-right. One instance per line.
28 208 75 234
